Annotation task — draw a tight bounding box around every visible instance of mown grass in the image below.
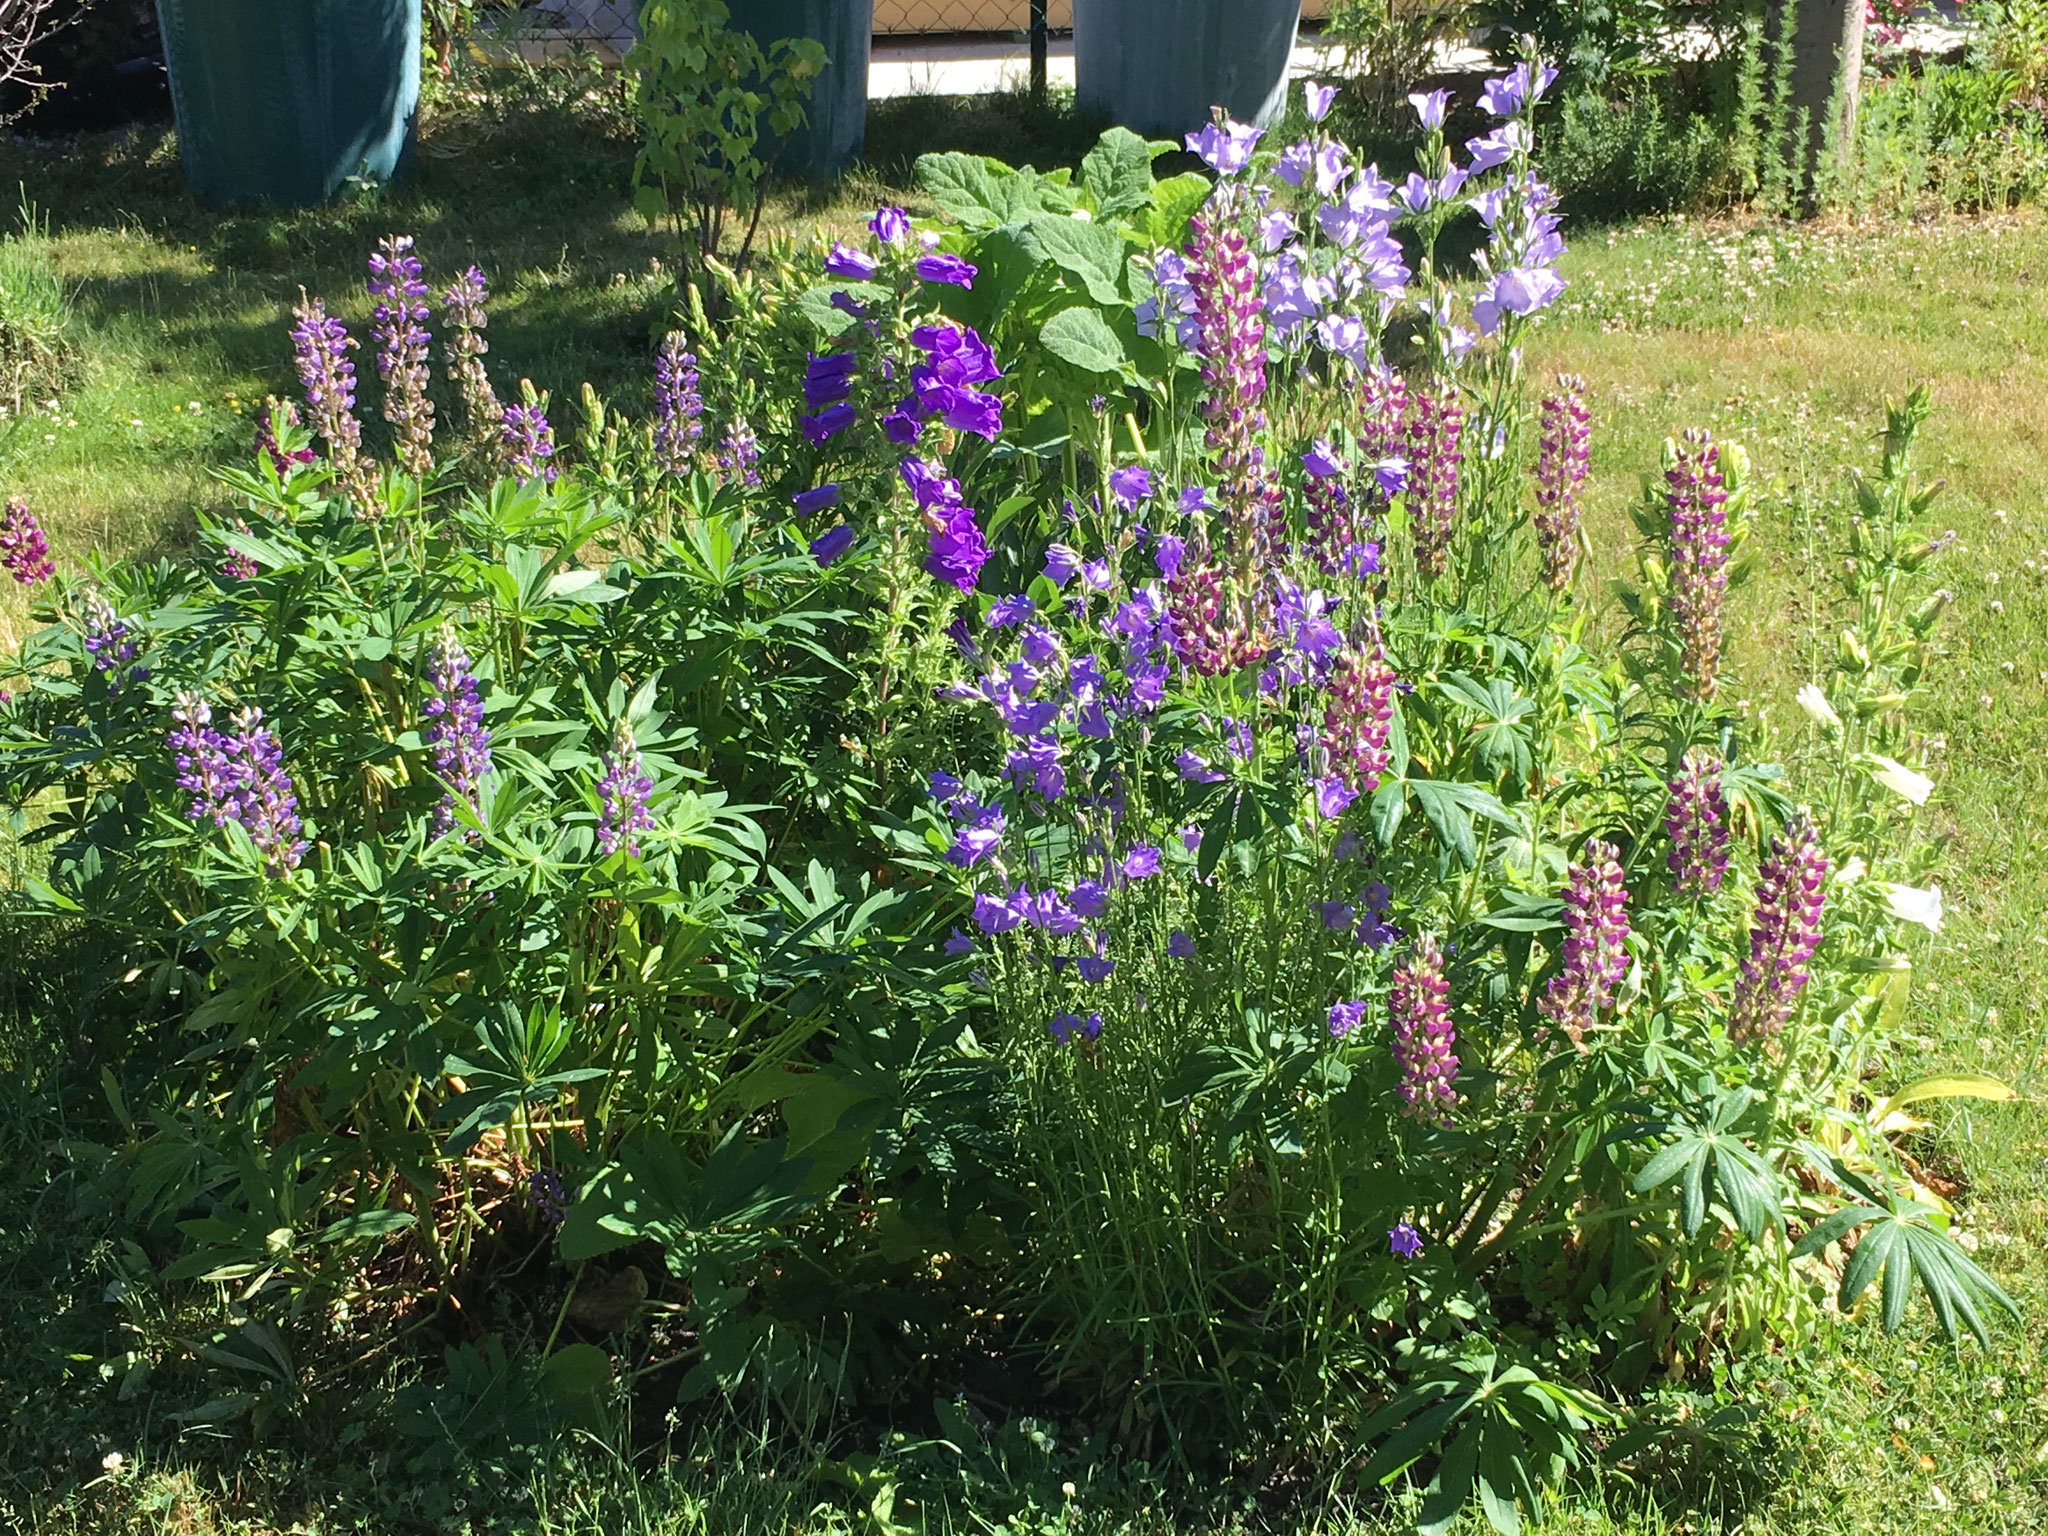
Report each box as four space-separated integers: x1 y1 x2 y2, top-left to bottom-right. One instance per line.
2 66 2046 1536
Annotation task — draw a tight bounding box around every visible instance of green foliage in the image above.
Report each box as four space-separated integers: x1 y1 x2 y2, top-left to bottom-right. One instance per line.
0 84 2033 1536
0 194 70 417
628 0 827 277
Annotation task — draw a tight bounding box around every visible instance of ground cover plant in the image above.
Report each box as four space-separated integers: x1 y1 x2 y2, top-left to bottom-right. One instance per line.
2 31 2046 1536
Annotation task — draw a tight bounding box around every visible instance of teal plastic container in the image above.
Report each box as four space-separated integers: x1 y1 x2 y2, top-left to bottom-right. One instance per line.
154 0 422 206
1073 0 1302 140
727 0 872 177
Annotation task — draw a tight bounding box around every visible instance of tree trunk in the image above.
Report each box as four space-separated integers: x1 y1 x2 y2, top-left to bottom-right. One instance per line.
1786 0 1866 209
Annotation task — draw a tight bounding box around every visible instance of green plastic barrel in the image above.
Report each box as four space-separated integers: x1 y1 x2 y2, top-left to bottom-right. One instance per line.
727 0 872 177
154 0 422 206
1073 0 1301 139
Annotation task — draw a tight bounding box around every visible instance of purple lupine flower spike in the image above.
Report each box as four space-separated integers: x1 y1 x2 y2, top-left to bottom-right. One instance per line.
441 266 502 434
1 496 54 584
220 517 259 582
715 417 761 486
422 628 493 838
1538 838 1631 1050
1534 376 1590 591
502 398 557 483
1405 386 1464 581
1185 204 1284 569
1665 428 1730 700
169 691 237 826
223 706 307 875
595 717 655 858
1729 814 1828 1046
290 291 374 507
1322 628 1397 794
366 234 436 475
253 396 317 478
81 592 143 692
1390 932 1458 1124
1665 748 1731 896
1164 549 1261 677
653 331 704 477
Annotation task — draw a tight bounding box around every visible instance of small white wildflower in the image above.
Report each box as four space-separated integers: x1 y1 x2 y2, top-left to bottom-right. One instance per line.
1881 883 1943 932
1866 755 1935 805
1796 683 1841 729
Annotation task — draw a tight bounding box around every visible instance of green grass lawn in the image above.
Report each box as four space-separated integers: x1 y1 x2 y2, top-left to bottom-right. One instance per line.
2 72 2046 1536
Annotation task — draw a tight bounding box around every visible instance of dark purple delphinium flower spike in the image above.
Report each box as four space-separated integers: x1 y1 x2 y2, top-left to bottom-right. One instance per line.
422 628 493 838
1322 629 1397 793
253 396 318 478
1538 838 1631 1050
1404 386 1465 581
223 706 307 875
1665 748 1731 896
1534 375 1590 591
1390 932 1458 1125
595 717 655 858
653 331 704 477
168 691 237 826
1185 202 1284 569
1665 428 1730 701
290 291 374 508
502 401 557 483
715 417 761 487
1729 813 1828 1047
1 496 54 584
366 234 436 475
441 266 502 435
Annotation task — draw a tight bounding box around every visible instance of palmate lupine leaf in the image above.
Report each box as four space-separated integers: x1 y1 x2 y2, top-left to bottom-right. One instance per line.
1357 1350 1612 1536
1627 1080 1785 1241
1793 1188 2021 1347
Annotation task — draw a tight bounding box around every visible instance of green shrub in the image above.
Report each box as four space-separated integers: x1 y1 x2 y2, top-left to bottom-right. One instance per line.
0 77 2012 1534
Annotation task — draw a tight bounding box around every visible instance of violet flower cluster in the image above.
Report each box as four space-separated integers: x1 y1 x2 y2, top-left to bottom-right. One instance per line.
716 418 761 487
653 331 704 476
1729 814 1828 1047
441 266 502 435
82 591 144 692
1389 932 1458 1125
1538 838 1631 1050
366 234 436 475
1664 428 1729 701
167 693 307 875
290 292 373 506
1534 376 1590 591
502 401 557 484
595 717 655 858
422 629 493 838
1 496 53 584
904 456 988 592
1665 749 1731 896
